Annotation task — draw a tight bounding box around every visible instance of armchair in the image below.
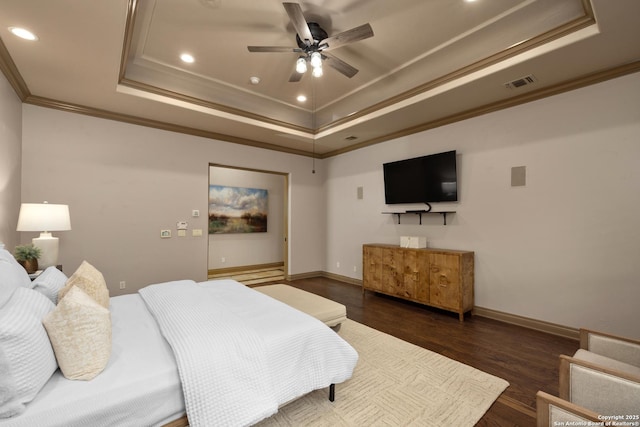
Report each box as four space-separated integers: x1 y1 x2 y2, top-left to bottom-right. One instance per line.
576 328 640 372
536 329 640 426
536 391 599 426
558 355 640 416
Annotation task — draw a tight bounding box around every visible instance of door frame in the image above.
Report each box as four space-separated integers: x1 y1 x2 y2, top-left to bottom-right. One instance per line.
207 163 289 278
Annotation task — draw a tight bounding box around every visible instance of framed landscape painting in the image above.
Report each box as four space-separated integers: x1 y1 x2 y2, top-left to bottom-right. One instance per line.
208 185 268 234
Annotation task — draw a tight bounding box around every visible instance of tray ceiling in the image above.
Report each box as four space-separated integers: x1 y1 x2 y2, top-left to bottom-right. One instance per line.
1 0 639 156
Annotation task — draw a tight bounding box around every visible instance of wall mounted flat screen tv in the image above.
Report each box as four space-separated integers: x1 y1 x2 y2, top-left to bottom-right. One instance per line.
383 150 458 204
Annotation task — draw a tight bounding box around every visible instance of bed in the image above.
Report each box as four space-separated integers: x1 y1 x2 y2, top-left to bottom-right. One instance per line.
0 250 358 427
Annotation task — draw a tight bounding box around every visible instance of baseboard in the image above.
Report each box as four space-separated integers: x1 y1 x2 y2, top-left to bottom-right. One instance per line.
287 271 324 281
473 306 579 340
320 271 362 287
286 271 579 340
287 271 362 287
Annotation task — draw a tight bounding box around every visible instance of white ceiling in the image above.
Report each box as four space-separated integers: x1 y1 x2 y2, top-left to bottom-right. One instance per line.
1 0 639 157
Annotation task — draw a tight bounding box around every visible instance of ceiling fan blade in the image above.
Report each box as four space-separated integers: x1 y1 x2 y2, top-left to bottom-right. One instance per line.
323 53 359 78
288 69 304 83
248 46 301 53
319 23 374 51
283 2 314 46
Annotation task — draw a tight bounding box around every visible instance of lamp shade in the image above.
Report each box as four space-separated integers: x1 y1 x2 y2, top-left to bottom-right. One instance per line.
17 203 71 232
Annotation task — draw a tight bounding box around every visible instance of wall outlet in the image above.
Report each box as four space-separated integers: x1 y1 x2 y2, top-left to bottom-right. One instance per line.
221 257 226 263
353 265 357 272
119 281 126 290
336 261 340 268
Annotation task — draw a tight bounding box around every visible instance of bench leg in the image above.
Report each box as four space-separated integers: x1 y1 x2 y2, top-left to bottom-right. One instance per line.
329 384 335 402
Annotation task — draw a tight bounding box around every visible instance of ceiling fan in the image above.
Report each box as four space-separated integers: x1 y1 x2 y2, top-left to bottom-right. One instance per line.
247 2 374 82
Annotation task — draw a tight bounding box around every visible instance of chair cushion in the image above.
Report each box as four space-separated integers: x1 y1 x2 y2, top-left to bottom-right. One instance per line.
586 333 640 368
574 349 640 377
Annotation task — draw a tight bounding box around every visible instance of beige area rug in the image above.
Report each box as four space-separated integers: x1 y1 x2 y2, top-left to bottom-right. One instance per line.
257 319 509 426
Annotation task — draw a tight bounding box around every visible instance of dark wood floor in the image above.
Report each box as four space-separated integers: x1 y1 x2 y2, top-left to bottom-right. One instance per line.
280 276 579 427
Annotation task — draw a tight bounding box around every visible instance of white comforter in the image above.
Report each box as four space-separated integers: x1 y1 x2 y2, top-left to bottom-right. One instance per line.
138 279 358 427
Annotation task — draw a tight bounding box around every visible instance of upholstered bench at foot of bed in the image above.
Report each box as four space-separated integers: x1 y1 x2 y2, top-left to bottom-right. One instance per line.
254 284 347 328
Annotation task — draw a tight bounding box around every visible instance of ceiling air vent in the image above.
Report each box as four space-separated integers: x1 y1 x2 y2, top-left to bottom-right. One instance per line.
504 74 537 90
345 135 358 141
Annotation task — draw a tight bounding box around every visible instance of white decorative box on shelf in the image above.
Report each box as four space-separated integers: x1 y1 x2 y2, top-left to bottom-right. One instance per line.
400 236 427 248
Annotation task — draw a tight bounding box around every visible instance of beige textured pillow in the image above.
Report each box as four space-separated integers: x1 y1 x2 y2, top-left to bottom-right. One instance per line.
58 261 109 308
43 286 112 380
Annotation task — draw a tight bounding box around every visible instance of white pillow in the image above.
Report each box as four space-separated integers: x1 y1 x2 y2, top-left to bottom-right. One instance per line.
0 260 20 309
43 286 112 380
0 248 33 309
0 288 57 418
0 345 23 418
59 261 109 308
31 266 68 305
0 249 32 289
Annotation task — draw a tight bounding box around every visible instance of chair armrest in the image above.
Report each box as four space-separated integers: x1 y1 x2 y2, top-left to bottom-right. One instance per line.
559 354 640 416
536 391 599 427
580 328 640 367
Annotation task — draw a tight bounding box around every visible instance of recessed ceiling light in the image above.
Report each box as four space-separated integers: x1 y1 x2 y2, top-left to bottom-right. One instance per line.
297 95 307 103
249 76 261 85
180 53 195 63
9 27 38 41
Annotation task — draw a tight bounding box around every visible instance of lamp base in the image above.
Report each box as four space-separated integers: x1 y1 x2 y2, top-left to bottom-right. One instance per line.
32 232 59 269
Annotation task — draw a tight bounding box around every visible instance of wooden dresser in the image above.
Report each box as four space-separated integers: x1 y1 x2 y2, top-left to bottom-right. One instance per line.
362 244 474 321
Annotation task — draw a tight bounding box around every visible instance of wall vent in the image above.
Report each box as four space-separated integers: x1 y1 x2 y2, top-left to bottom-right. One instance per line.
504 74 537 89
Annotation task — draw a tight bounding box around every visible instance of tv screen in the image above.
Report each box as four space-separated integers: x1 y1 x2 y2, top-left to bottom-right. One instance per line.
383 150 457 204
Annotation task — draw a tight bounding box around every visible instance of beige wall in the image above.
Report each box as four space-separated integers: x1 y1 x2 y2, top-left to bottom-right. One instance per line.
0 72 22 250
8 67 640 338
20 105 325 295
324 72 640 339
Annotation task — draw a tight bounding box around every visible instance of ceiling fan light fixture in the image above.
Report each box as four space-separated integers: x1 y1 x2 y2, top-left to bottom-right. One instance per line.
247 3 373 81
310 51 322 68
296 57 307 74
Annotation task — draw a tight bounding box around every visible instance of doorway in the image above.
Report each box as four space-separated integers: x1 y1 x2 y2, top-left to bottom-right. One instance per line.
207 164 288 282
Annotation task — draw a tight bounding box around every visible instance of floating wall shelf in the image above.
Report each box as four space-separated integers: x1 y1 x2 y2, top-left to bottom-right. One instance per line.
382 210 455 225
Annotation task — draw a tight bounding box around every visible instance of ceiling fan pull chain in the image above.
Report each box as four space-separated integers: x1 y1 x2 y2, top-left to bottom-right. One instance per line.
312 75 316 174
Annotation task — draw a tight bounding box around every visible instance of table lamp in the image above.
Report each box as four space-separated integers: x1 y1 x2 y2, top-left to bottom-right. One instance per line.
17 202 71 269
